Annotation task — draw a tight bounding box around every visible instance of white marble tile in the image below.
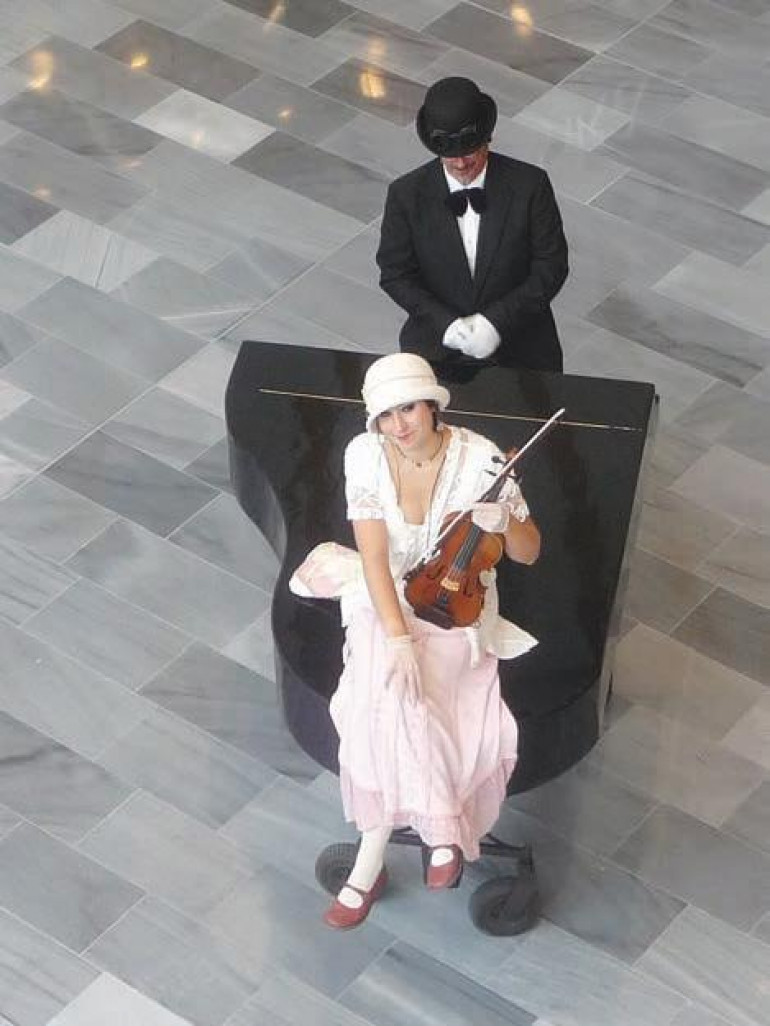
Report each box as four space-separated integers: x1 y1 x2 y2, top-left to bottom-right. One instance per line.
744 188 770 225
0 378 30 417
47 973 196 1026
160 341 236 416
0 451 34 498
720 694 770 773
108 0 219 31
638 487 738 571
12 211 158 291
659 93 770 173
136 90 273 162
0 242 61 313
513 88 629 150
671 445 770 532
6 0 135 49
698 526 770 609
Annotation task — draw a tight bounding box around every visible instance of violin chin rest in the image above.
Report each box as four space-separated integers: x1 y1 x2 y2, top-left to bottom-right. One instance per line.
411 604 455 631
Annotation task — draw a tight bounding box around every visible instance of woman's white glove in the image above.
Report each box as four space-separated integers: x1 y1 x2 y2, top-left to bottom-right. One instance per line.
470 501 510 534
384 635 422 705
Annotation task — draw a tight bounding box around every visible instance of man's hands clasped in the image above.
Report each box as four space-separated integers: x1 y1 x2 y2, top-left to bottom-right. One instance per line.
442 314 501 360
384 634 423 705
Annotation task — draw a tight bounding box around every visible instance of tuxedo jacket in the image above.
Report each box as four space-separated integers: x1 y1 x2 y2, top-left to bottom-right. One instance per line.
377 152 568 373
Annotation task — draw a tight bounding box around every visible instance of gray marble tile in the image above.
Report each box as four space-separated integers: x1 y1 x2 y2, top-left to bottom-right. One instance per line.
0 617 150 758
169 493 278 591
204 863 394 999
274 266 403 353
313 57 424 128
561 55 692 124
68 520 269 648
0 476 116 564
626 548 713 633
321 224 380 288
420 46 549 118
2 333 150 425
227 968 371 1026
653 0 770 62
159 341 235 417
588 704 764 825
343 941 536 1026
234 131 389 222
109 0 220 32
426 3 592 85
21 278 205 381
0 87 162 162
221 611 275 681
670 1007 733 1026
45 431 218 537
598 123 769 213
673 585 770 686
0 822 142 952
2 0 135 50
80 790 254 919
322 112 427 178
13 210 158 291
507 760 654 857
24 578 190 689
322 11 450 77
104 388 223 470
477 0 636 51
659 94 770 174
0 532 75 624
659 253 770 339
0 450 32 499
672 381 763 447
638 906 770 1026
0 906 98 1026
587 284 770 387
645 424 710 495
184 437 234 494
98 20 259 103
224 74 356 145
511 88 629 150
0 64 29 106
332 0 459 31
0 709 131 842
0 310 51 367
489 919 686 1026
0 177 56 244
142 643 320 780
11 34 176 119
720 694 770 773
727 782 770 855
47 972 199 1026
605 21 713 79
0 803 19 840
593 173 770 265
637 488 737 572
112 257 255 340
0 242 61 313
671 444 770 531
98 707 275 829
208 234 311 302
0 15 48 67
614 623 764 740
86 896 261 1026
183 4 343 86
135 90 273 163
224 0 354 37
222 300 361 351
0 396 90 471
614 804 770 930
698 526 770 610
684 51 770 118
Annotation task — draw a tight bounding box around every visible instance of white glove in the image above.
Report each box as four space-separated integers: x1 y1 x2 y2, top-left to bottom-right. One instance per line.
442 317 473 350
384 635 422 704
455 313 501 360
470 501 510 534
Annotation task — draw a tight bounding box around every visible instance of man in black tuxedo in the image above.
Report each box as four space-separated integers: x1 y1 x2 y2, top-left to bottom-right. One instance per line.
377 77 568 373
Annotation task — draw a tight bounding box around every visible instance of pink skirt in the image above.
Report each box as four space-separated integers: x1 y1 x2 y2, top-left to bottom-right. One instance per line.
329 605 518 861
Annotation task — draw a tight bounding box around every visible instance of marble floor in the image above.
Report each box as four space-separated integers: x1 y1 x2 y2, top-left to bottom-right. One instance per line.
0 0 769 1024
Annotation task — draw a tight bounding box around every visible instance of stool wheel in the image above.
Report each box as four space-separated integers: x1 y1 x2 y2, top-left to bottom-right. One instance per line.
314 842 358 896
469 871 538 936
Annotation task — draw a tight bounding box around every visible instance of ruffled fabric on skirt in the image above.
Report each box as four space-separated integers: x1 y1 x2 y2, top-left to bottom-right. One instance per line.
330 605 518 861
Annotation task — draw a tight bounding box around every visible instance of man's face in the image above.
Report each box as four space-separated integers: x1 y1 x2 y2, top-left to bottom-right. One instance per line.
442 144 489 186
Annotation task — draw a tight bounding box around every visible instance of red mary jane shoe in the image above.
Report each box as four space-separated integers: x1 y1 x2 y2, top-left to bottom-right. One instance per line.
426 845 464 890
323 868 388 930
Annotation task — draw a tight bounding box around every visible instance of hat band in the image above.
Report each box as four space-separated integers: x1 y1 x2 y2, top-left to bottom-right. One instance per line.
428 122 480 155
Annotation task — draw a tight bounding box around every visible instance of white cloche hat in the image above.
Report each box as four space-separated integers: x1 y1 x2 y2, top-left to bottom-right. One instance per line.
362 353 450 432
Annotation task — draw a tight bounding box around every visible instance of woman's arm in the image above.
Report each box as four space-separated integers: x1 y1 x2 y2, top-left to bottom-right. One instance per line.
352 519 410 638
503 514 541 565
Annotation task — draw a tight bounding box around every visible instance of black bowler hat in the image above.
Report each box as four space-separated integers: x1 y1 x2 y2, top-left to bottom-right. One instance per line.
416 77 497 157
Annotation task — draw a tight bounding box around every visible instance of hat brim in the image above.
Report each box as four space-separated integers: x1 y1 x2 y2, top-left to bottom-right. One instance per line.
366 385 450 432
416 92 497 157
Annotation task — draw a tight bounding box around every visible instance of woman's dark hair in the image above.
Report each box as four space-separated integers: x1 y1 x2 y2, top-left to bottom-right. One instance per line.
427 399 440 430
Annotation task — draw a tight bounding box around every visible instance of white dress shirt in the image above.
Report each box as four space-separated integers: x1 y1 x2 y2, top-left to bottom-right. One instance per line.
443 165 487 277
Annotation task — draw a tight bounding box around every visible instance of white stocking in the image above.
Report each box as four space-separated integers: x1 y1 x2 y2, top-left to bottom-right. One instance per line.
337 826 391 908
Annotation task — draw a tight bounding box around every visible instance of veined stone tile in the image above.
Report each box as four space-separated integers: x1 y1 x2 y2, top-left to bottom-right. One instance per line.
222 301 362 351
625 547 714 632
228 968 372 1026
136 90 273 163
672 381 766 447
698 526 770 610
67 520 269 648
560 54 692 124
322 112 429 179
313 57 425 127
0 309 59 368
184 437 234 495
224 0 354 37
159 342 237 417
321 225 380 288
329 0 458 32
659 93 770 174
3 0 135 49
606 21 714 79
513 88 629 151
0 177 56 245
13 210 158 291
11 34 176 119
0 451 31 499
419 46 549 117
24 577 191 690
79 791 254 919
673 586 770 686
207 235 311 303
0 396 90 471
613 623 764 739
0 533 75 624
720 694 770 772
726 781 770 856
224 74 357 146
480 0 636 51
638 487 737 571
107 0 219 32
221 612 276 681
321 11 451 77
0 242 61 313
47 973 196 1026
0 823 142 952
652 0 770 62
671 445 770 532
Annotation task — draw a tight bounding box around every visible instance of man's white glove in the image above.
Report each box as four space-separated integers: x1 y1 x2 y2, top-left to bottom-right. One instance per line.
442 317 473 350
384 635 422 704
459 314 501 360
470 501 510 534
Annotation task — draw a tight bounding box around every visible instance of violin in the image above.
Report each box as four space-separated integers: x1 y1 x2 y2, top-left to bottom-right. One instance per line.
404 408 565 630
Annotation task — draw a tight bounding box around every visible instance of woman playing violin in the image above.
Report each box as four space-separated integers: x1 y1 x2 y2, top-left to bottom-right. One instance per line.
324 352 541 929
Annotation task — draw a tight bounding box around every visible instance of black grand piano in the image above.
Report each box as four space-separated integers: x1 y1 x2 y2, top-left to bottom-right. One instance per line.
226 341 656 932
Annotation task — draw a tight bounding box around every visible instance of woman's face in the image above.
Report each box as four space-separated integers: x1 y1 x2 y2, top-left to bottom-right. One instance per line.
377 400 436 450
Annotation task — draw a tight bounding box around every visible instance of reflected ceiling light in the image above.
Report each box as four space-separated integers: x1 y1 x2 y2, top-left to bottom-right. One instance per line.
28 49 53 90
130 53 149 69
278 107 294 120
511 5 534 36
191 130 206 147
267 1 286 23
367 39 387 61
359 69 386 100
33 186 52 199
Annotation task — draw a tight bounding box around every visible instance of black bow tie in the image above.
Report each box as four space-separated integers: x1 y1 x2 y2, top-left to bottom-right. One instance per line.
445 187 487 217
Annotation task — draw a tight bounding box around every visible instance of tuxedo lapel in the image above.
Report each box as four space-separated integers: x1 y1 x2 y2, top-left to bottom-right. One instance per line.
422 161 474 299
473 154 514 298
